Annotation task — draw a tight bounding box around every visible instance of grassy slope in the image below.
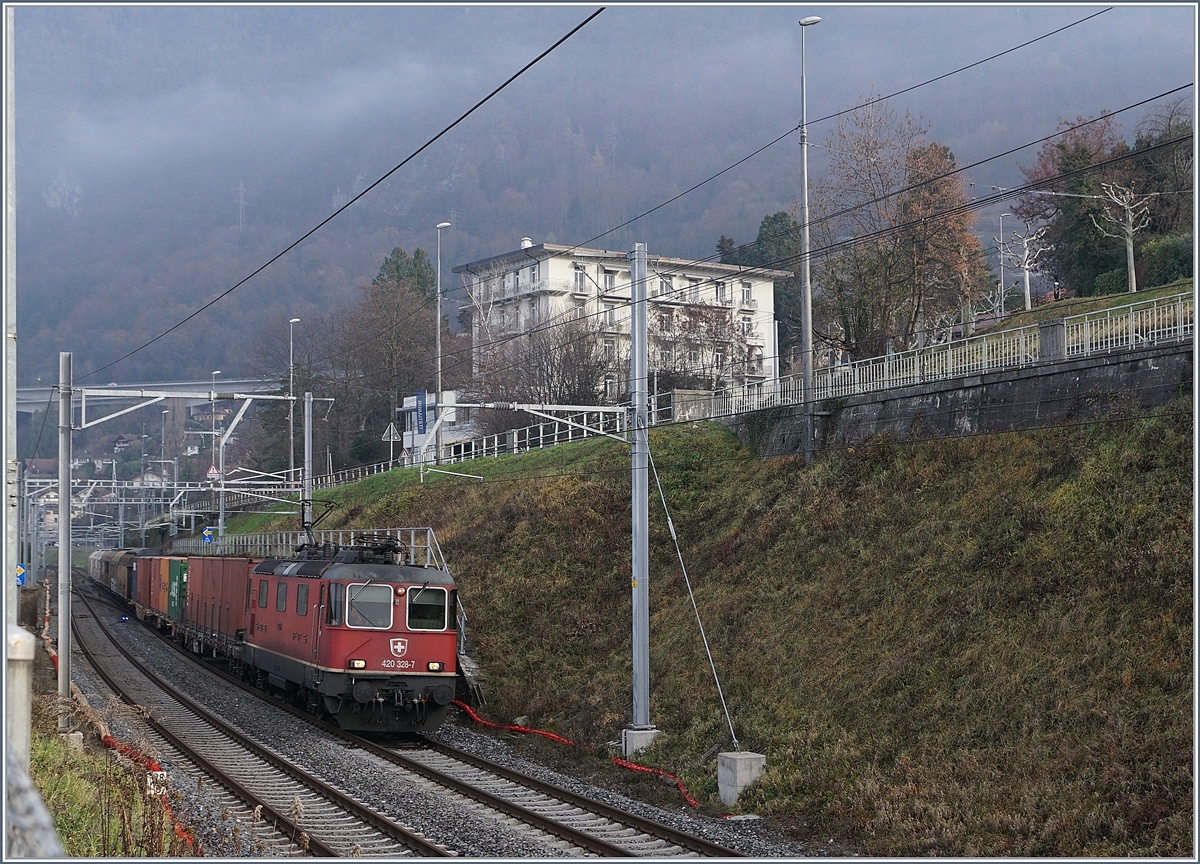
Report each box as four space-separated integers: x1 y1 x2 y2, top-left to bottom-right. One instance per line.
225 401 1193 856
986 278 1192 332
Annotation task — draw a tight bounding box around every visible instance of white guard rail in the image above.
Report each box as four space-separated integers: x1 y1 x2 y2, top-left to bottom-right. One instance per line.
713 291 1192 418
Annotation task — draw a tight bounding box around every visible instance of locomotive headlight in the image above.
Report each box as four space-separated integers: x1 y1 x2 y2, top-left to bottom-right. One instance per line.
427 661 444 672
348 659 367 669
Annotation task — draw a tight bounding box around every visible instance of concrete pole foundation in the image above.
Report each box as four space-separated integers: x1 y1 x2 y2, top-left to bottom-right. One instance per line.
718 751 767 805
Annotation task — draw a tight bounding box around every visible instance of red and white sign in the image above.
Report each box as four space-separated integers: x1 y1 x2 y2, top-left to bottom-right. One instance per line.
206 464 220 480
389 638 408 658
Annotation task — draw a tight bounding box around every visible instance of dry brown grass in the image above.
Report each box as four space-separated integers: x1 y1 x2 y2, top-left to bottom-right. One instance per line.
227 400 1193 855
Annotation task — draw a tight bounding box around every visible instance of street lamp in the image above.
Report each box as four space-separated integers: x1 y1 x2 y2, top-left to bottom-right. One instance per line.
798 15 821 465
289 317 301 484
998 213 1012 316
435 221 452 465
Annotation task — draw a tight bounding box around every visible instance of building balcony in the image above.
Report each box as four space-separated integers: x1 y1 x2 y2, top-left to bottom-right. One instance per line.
740 297 758 311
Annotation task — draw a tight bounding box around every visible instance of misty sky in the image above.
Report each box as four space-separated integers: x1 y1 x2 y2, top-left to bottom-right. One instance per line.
11 3 1196 384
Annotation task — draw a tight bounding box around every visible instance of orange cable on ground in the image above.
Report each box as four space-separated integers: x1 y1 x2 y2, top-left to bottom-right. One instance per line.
453 700 702 808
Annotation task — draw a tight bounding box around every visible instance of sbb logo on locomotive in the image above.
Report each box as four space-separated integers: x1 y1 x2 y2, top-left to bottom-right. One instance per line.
390 637 408 658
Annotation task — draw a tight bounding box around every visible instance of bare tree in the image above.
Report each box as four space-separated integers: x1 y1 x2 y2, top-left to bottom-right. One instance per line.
1000 222 1053 310
1089 182 1153 293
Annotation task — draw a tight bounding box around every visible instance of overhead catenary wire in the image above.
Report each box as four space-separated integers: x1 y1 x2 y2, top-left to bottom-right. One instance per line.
292 130 1192 399
70 5 1108 387
558 7 1114 257
76 7 605 383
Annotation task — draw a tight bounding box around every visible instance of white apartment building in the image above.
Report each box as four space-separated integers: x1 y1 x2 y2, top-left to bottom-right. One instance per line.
454 240 789 395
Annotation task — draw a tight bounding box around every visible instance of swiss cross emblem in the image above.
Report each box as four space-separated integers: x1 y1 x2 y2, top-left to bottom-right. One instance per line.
390 638 408 658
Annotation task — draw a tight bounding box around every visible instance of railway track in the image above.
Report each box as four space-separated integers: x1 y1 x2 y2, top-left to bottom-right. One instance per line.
78 579 745 857
72 585 450 857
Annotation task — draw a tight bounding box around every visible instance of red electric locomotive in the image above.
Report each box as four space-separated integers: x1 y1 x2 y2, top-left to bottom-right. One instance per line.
240 533 461 732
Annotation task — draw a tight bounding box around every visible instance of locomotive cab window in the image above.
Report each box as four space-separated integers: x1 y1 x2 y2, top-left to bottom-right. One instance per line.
346 583 393 629
257 579 268 608
327 582 345 626
275 581 288 612
296 583 309 616
408 585 449 631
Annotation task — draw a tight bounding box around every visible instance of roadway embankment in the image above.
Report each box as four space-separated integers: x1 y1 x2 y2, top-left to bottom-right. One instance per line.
225 397 1193 856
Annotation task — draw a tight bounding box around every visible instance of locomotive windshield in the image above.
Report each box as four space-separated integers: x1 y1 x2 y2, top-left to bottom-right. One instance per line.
346 583 393 629
408 585 449 631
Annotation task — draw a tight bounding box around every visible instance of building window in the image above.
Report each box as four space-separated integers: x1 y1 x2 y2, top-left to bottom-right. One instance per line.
715 281 728 304
504 271 515 296
602 303 615 327
741 316 753 335
741 280 753 302
714 350 726 370
689 350 700 365
604 338 616 362
688 278 700 302
658 275 672 298
530 262 539 284
604 374 617 399
659 311 673 331
659 348 673 366
574 264 587 292
604 269 616 292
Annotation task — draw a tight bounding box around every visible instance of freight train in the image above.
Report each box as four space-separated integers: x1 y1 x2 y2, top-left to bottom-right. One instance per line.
87 532 467 732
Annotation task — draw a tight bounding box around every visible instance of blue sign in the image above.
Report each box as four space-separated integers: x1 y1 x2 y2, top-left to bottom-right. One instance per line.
416 390 427 435
202 527 214 544
15 563 26 587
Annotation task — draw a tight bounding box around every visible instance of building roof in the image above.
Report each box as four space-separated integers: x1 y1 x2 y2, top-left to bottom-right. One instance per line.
453 242 793 280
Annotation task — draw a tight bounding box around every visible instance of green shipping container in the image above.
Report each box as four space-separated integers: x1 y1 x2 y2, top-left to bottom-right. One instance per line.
168 558 188 621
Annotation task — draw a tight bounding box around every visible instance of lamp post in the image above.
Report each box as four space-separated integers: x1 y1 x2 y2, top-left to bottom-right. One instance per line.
289 317 300 484
798 15 821 465
435 221 451 465
998 213 1011 316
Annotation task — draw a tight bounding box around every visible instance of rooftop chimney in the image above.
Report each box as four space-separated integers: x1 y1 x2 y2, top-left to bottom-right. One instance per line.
520 237 533 249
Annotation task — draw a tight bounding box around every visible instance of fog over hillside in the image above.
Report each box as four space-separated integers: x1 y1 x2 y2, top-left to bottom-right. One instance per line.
13 4 1194 384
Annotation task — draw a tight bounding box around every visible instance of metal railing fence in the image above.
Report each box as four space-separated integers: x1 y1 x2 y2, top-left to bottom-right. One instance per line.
155 291 1192 528
712 290 1192 418
173 526 446 568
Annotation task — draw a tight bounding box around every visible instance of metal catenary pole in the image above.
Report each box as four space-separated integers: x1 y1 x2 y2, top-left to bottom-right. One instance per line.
628 242 655 747
5 5 17 626
57 352 72 730
798 16 821 465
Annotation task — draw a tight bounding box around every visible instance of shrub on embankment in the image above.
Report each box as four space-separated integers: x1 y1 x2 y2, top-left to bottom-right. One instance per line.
227 399 1193 856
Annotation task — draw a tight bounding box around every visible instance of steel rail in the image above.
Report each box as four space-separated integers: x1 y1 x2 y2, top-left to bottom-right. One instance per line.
413 736 745 858
69 594 328 857
99 584 743 857
73 583 449 857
